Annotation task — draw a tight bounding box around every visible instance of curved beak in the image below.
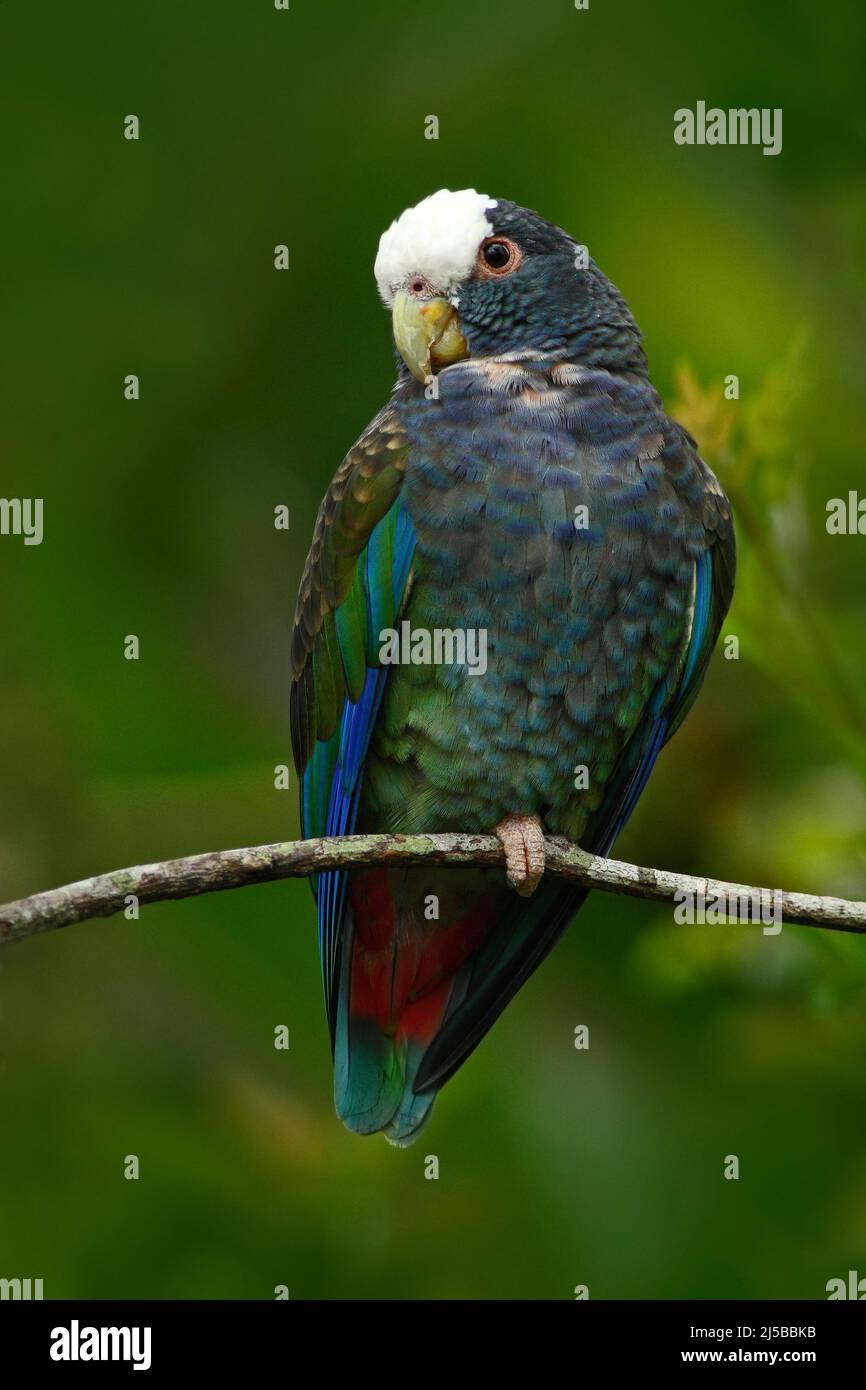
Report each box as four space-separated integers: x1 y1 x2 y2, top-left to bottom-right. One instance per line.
391 290 469 383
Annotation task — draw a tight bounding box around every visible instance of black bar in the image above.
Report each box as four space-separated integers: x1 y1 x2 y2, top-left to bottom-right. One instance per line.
1 1298 863 1373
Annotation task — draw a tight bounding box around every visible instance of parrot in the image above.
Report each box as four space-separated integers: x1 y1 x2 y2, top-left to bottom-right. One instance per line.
290 189 735 1144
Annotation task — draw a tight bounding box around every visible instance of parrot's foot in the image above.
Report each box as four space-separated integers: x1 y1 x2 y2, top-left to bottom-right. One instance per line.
494 814 546 897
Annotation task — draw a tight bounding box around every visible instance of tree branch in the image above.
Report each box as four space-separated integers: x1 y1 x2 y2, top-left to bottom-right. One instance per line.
1 834 864 947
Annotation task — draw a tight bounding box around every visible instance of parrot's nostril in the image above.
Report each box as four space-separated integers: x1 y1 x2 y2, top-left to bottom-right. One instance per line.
409 277 425 295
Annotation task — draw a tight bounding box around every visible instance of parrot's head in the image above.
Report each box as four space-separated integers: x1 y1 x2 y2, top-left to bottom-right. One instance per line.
374 188 644 383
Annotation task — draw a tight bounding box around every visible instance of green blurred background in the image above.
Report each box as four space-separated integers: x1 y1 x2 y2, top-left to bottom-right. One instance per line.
2 0 866 1299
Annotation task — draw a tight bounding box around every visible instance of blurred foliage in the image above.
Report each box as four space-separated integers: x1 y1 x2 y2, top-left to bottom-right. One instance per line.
1 0 866 1300
673 341 866 768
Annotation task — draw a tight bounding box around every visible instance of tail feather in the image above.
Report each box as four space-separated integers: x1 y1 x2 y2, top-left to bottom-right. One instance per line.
332 865 585 1142
333 868 492 1140
413 883 586 1094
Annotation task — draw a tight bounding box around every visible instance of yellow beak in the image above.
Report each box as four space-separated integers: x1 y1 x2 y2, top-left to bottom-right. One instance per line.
391 290 469 383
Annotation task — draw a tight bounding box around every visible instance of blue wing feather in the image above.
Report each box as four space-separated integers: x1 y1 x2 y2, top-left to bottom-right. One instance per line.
589 546 716 853
300 499 416 1032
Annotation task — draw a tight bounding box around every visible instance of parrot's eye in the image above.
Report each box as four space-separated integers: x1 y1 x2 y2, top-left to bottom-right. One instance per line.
477 237 522 277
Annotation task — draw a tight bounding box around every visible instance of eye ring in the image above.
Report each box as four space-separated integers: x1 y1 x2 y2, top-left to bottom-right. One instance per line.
476 236 522 278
